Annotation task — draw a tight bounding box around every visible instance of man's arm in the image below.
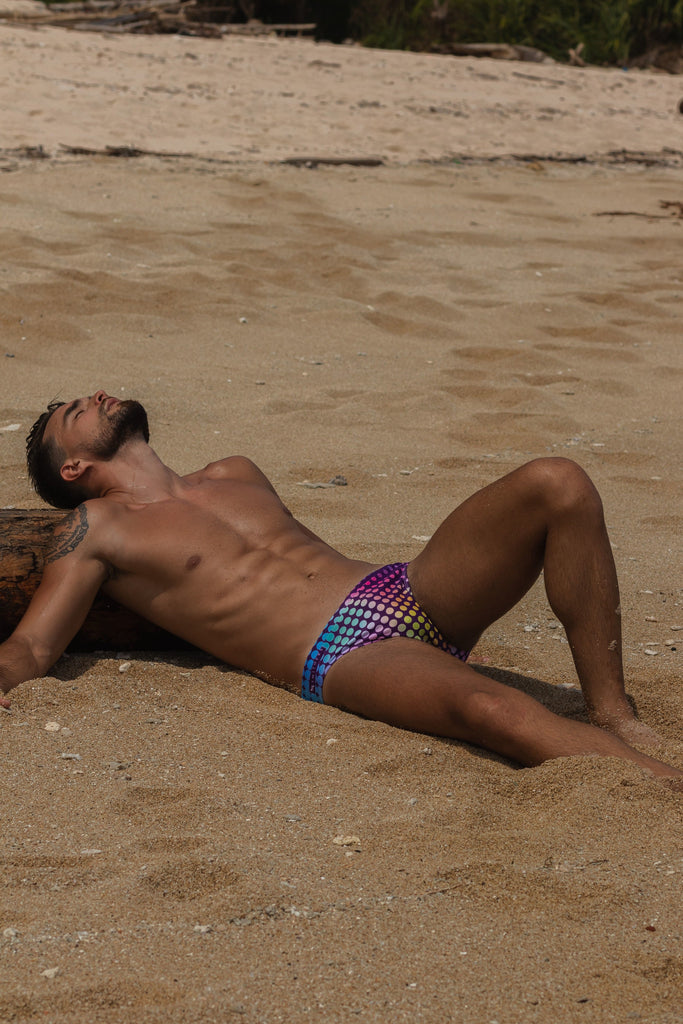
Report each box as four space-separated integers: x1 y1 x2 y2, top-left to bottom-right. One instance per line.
0 504 109 707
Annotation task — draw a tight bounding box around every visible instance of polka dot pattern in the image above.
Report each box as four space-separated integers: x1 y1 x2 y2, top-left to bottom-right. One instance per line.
302 562 469 703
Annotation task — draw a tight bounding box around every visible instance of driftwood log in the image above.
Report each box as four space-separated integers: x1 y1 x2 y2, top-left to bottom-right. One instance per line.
436 42 553 63
2 1 316 38
0 510 190 651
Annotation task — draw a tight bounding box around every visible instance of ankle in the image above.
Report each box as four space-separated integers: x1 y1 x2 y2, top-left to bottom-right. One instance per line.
587 700 634 730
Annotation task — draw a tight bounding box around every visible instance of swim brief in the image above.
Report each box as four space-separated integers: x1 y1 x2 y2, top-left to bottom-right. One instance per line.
301 562 469 703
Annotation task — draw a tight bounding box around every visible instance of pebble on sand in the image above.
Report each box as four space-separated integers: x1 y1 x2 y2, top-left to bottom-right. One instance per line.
332 835 361 847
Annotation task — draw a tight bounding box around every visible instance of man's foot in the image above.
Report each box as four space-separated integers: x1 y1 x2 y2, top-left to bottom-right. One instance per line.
590 706 666 750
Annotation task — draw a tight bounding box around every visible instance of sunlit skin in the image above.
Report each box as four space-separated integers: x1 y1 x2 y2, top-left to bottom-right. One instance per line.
1 390 681 786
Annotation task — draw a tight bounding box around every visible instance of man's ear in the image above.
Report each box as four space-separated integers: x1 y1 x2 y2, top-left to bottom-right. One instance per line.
60 458 92 483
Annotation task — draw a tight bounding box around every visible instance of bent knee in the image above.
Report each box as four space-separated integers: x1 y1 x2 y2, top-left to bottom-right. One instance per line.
520 457 603 519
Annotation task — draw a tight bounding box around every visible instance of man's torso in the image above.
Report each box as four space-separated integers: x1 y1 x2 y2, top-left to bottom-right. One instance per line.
90 457 375 689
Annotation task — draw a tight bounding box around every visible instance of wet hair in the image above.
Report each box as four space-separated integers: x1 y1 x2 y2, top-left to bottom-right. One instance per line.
25 401 90 510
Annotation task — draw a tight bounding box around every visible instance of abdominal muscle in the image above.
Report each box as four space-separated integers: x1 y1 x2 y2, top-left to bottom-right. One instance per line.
214 546 377 691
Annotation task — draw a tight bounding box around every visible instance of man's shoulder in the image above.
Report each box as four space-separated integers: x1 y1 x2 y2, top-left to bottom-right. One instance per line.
184 456 271 486
43 499 115 568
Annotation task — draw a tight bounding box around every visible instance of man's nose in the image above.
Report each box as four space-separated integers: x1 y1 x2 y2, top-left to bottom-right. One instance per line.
92 390 108 405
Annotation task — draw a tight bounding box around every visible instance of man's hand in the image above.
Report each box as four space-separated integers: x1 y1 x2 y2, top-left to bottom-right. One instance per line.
0 633 42 707
0 665 12 707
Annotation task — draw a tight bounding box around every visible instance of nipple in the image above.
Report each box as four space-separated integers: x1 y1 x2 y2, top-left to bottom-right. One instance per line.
185 554 201 571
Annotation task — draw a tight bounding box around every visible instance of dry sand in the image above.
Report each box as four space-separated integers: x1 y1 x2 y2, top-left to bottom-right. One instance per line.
0 20 682 1024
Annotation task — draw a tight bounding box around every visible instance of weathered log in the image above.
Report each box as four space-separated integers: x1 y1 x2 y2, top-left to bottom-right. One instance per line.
3 1 316 37
440 42 553 64
0 510 190 651
219 20 316 35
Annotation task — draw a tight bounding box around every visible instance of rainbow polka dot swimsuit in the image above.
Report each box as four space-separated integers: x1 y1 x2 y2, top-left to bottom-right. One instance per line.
301 562 469 703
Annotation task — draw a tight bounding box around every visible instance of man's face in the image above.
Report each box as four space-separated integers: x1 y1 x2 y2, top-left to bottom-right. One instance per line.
45 390 149 462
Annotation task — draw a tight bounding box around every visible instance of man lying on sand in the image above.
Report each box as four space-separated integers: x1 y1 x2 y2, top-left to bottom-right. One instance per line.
1 390 680 786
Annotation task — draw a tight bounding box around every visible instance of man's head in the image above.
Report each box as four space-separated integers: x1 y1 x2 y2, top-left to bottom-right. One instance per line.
26 391 150 509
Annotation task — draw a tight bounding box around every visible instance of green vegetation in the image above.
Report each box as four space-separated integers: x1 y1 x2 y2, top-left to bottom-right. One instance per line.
35 1 683 64
346 0 683 65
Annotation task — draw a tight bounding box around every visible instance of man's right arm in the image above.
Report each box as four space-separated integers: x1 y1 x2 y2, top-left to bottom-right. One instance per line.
0 503 110 707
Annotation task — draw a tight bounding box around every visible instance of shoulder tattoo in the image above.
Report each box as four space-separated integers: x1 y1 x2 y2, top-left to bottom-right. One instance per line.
45 505 90 565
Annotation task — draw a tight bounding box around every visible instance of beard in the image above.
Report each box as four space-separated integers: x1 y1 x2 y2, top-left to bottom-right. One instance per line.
86 399 150 461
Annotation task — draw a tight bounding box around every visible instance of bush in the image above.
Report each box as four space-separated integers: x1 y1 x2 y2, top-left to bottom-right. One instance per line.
347 0 683 65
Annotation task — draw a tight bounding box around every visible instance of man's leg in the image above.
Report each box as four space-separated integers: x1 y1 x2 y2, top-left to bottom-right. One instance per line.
403 457 658 745
322 639 682 781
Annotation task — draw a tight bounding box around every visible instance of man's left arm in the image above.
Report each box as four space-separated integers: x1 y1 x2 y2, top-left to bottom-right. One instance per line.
0 503 110 707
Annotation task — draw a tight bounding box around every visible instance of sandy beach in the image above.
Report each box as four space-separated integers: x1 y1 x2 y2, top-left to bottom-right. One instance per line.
1 19 682 1023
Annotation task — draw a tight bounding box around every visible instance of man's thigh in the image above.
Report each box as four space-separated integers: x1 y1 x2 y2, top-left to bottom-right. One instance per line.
407 461 552 649
322 636 525 743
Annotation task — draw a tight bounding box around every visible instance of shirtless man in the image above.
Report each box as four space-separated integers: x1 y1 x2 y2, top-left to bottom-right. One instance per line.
1 389 680 785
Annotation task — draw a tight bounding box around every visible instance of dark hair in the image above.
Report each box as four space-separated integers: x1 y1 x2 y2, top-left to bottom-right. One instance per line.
25 401 90 510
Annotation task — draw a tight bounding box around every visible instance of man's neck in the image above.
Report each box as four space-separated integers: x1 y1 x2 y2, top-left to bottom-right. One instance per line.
94 442 184 505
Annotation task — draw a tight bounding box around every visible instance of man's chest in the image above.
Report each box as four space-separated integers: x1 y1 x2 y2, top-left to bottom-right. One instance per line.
103 482 289 583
